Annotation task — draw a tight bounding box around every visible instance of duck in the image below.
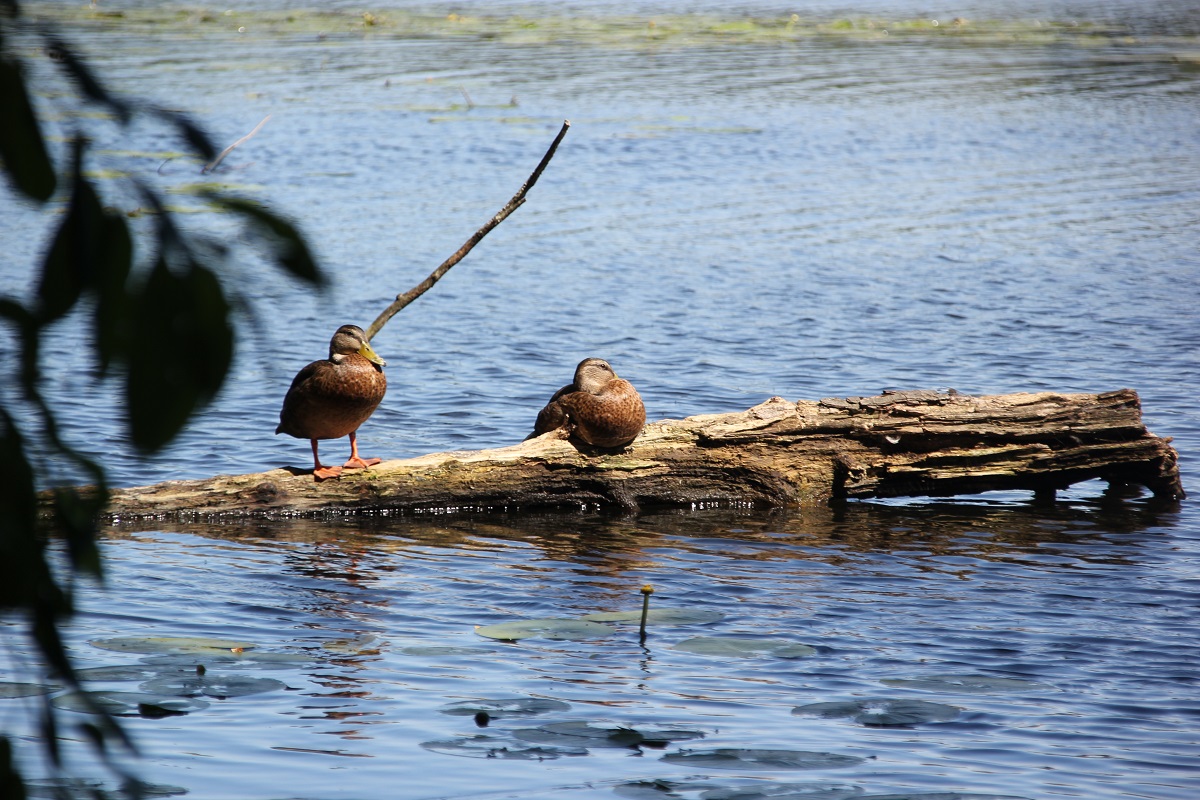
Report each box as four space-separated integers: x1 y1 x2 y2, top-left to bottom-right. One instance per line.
276 324 387 481
531 357 645 448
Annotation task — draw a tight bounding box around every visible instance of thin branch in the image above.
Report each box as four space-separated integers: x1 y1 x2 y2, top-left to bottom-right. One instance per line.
365 119 571 341
202 114 271 174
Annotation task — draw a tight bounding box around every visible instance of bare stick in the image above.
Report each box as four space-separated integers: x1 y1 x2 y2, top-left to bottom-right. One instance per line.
365 119 571 341
202 114 271 174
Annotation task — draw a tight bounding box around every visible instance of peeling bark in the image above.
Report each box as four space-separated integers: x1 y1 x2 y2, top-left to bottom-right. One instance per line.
96 389 1183 521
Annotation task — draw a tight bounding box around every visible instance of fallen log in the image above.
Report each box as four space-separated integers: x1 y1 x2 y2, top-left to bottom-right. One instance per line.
97 388 1183 522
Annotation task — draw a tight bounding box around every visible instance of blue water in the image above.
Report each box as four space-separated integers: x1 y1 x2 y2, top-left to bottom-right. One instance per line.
2 1 1199 798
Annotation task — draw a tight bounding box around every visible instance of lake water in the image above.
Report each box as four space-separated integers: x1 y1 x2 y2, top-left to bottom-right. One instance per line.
2 1 1199 798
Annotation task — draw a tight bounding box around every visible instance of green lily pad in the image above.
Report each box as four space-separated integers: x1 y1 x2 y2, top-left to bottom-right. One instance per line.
880 675 1052 694
25 778 189 798
662 748 864 770
792 699 960 727
439 698 571 718
582 608 725 625
140 651 311 670
513 721 705 749
0 682 62 698
672 637 816 658
419 734 588 759
474 618 616 641
140 673 285 698
858 795 1033 800
51 690 210 717
75 664 164 682
700 781 864 799
397 645 481 656
615 779 864 799
89 636 256 655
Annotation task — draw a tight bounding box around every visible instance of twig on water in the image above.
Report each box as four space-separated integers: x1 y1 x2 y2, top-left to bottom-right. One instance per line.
202 114 271 174
364 119 571 341
459 85 475 109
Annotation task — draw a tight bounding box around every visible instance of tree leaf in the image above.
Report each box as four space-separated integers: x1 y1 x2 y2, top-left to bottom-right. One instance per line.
125 259 232 452
0 53 56 202
203 193 325 286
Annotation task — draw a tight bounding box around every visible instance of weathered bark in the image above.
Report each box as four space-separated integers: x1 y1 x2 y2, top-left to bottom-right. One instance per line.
94 388 1183 522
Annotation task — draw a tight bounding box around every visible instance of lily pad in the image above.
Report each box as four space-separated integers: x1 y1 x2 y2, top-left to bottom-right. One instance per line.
857 795 1032 800
24 778 188 798
474 618 616 641
89 636 255 655
880 674 1052 694
397 645 481 656
513 721 705 749
140 673 285 698
75 664 165 682
51 690 209 717
672 637 816 658
439 697 571 718
419 734 588 760
701 782 865 799
662 748 864 771
0 681 61 698
582 608 725 625
792 699 960 727
139 651 311 670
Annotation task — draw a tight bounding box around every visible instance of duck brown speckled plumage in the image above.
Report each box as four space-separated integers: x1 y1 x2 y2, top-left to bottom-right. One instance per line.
531 357 645 448
276 324 387 481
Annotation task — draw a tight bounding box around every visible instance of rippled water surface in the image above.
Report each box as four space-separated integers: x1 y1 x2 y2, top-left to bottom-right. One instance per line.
2 0 1200 798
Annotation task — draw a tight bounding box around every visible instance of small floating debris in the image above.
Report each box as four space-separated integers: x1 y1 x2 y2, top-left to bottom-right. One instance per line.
881 674 1053 694
396 644 482 656
792 698 960 726
615 778 861 799
672 636 816 658
474 618 616 641
438 697 571 718
662 747 864 770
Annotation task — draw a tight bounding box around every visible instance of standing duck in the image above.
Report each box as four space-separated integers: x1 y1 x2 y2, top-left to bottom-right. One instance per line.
531 358 645 448
276 324 387 481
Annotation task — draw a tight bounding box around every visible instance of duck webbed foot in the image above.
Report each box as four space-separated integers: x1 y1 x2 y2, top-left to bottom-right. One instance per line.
343 456 381 470
313 465 343 481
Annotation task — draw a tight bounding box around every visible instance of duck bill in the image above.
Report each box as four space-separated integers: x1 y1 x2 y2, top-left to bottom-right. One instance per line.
359 341 386 367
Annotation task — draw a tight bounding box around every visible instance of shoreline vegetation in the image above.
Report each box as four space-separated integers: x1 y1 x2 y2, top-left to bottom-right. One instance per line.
27 6 1200 50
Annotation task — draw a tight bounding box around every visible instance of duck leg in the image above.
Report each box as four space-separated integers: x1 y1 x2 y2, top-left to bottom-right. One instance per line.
311 440 343 481
343 430 381 470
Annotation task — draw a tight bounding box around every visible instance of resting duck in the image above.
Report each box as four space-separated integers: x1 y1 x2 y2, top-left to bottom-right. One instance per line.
276 324 387 481
531 358 645 448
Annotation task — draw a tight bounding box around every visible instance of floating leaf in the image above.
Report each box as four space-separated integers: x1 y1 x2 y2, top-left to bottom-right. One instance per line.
514 721 705 749
792 699 960 727
880 675 1052 694
857 794 1033 800
582 608 725 625
662 748 864 770
51 690 209 717
89 636 255 655
697 781 864 799
474 618 616 641
140 673 284 698
24 778 189 798
672 637 815 658
397 645 481 657
439 698 571 718
140 651 312 670
419 734 587 760
0 682 61 699
74 664 163 682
